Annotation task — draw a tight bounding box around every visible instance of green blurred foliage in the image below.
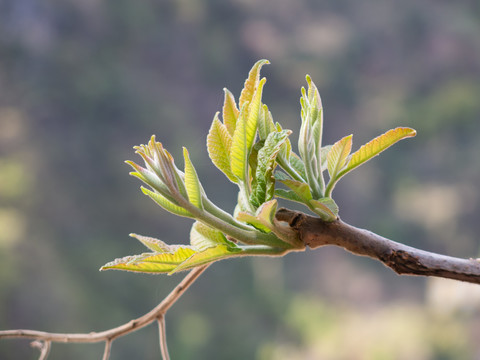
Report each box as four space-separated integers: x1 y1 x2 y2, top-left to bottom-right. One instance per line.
1 0 480 359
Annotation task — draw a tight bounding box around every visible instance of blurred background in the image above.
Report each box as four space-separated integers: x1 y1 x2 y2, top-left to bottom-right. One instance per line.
1 0 480 359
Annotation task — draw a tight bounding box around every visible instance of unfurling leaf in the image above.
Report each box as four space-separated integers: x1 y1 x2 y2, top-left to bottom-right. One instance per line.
183 147 203 209
239 59 270 109
279 179 313 203
309 198 338 221
230 78 267 181
207 113 236 182
223 89 239 136
141 187 193 218
190 221 237 251
237 199 278 233
250 130 291 207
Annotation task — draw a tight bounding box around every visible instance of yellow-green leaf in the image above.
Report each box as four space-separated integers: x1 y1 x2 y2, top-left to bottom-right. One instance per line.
207 114 236 182
190 221 235 251
236 211 271 233
340 127 416 176
223 88 239 136
245 77 266 150
170 244 241 274
239 59 269 110
100 246 196 273
183 147 203 209
141 187 193 218
236 199 278 233
327 134 352 179
230 77 267 181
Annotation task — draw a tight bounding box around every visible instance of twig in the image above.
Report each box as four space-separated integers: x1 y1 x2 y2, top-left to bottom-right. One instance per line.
276 208 480 284
102 340 112 360
31 340 51 360
157 315 170 360
0 265 209 356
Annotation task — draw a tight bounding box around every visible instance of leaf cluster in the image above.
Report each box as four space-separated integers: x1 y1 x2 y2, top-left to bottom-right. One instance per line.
101 60 416 274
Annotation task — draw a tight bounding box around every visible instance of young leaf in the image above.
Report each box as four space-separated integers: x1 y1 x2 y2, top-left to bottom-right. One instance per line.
288 153 307 181
239 59 270 109
236 199 278 233
339 127 416 178
230 79 266 182
183 147 203 209
245 77 267 152
275 188 305 204
327 134 353 179
129 233 172 253
141 187 193 218
280 179 313 203
170 244 242 274
258 104 276 140
190 221 236 251
230 103 249 181
309 198 338 221
207 113 236 183
251 130 291 206
100 246 197 273
223 88 239 136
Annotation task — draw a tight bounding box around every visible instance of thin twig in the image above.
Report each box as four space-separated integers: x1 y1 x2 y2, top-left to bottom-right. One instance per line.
102 340 112 360
157 315 170 360
0 265 209 348
276 208 480 284
30 340 51 360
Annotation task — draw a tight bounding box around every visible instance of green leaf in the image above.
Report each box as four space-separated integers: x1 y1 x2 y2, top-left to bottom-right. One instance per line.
258 104 276 140
207 113 236 183
170 244 241 274
100 246 196 273
339 127 416 177
274 188 305 204
309 198 338 221
236 200 278 233
288 153 307 181
280 179 313 203
190 221 236 251
183 147 203 209
251 130 291 206
239 59 270 110
141 187 193 218
327 135 352 179
223 88 239 136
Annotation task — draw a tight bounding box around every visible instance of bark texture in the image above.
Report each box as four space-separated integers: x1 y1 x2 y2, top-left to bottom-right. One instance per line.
276 208 480 284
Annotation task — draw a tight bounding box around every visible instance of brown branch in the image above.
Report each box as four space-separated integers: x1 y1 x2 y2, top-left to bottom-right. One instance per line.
0 265 209 358
276 208 480 284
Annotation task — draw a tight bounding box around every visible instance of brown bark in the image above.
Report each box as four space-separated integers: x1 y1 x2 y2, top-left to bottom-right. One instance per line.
276 208 480 284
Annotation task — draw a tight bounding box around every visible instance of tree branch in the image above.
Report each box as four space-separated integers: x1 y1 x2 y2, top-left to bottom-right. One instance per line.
276 208 480 284
0 265 209 358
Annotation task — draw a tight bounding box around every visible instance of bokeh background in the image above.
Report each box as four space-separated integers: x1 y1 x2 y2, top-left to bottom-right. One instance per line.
1 0 480 359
